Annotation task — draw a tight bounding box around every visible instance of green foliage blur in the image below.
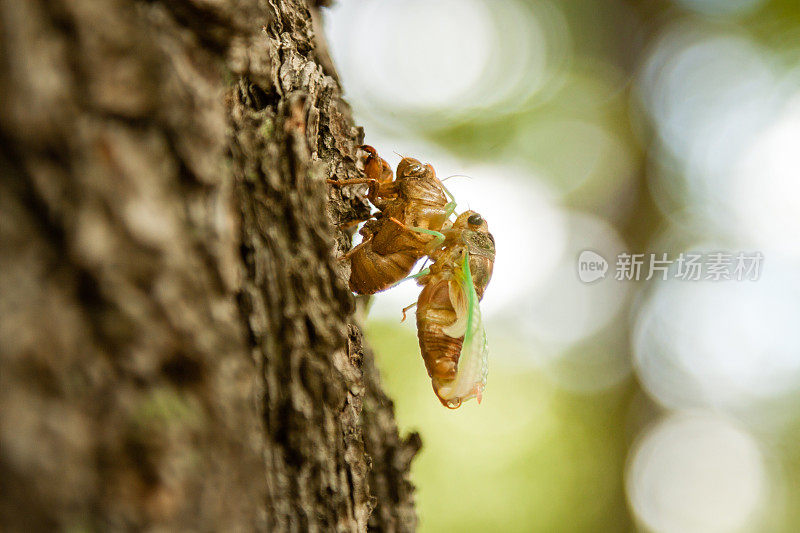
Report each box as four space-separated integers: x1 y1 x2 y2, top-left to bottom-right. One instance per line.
368 322 634 532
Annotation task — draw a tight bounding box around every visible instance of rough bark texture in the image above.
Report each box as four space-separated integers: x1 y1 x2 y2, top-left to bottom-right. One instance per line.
0 0 419 531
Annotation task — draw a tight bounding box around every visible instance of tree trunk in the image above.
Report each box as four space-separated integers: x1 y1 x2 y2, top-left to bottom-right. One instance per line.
0 0 419 531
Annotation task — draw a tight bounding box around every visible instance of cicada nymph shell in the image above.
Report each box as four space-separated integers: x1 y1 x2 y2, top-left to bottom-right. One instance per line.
328 146 456 295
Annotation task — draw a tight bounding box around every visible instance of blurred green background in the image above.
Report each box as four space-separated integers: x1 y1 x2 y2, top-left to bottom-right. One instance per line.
325 1 800 531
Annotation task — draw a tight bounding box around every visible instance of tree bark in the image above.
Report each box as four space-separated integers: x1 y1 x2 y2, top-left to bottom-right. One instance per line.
0 0 419 531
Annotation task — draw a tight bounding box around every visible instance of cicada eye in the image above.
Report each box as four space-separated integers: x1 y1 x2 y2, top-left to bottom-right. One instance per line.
467 214 483 226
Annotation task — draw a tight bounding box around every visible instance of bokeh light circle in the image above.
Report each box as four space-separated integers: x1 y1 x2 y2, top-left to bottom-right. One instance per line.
325 0 567 120
627 412 767 533
633 253 800 412
636 25 778 229
520 211 628 347
731 91 800 259
513 212 633 392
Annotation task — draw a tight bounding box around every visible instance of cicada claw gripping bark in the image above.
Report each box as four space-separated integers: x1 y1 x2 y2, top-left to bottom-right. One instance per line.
328 147 495 408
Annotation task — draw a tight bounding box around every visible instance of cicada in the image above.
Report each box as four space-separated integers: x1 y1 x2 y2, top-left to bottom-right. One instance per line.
413 211 495 408
328 146 455 294
329 148 495 408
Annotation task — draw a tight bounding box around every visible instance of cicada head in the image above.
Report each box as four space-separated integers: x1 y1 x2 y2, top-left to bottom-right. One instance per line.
452 211 495 252
360 145 393 183
452 211 495 298
451 210 487 231
396 157 433 180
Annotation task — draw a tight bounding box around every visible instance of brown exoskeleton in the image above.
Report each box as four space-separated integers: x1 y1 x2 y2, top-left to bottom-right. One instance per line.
330 147 496 409
328 146 457 294
412 210 495 409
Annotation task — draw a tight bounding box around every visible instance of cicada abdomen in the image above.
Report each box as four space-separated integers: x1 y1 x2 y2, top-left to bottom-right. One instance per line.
345 213 432 293
347 233 422 294
416 278 467 408
347 247 418 294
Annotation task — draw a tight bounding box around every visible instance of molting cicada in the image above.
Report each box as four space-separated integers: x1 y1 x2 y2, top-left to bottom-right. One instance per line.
328 147 495 408
413 211 495 408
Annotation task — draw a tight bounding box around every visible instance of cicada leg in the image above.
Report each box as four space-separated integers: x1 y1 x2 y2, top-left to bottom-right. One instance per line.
391 267 430 288
387 217 446 250
400 302 417 322
441 200 457 225
442 185 457 220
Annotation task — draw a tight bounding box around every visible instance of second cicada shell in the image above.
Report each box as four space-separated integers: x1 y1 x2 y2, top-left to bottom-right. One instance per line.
329 146 456 295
